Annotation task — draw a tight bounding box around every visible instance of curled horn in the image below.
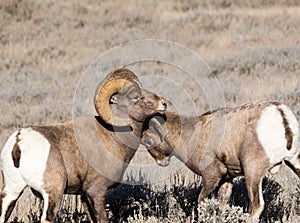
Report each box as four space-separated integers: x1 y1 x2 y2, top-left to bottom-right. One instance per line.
148 116 165 142
94 68 138 126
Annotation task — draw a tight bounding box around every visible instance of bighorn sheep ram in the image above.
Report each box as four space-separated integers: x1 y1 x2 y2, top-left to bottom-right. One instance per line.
0 69 167 223
142 102 300 221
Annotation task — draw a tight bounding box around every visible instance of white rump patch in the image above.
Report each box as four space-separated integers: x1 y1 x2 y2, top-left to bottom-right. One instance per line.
256 104 300 165
256 105 288 165
18 128 51 191
0 128 51 222
1 128 51 193
1 131 26 194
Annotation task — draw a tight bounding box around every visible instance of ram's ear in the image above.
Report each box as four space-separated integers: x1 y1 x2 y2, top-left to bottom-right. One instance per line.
110 95 119 104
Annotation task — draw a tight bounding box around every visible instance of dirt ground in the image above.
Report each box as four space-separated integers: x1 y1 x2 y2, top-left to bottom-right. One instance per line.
0 0 300 222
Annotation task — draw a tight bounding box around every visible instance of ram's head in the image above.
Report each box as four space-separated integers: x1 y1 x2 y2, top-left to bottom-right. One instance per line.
142 115 173 166
94 68 167 127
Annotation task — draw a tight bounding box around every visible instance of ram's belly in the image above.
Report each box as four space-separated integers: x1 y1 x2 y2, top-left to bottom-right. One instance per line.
219 151 242 177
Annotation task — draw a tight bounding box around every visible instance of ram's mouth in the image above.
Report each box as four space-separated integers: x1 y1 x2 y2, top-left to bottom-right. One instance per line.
157 107 167 115
157 157 170 167
157 109 166 114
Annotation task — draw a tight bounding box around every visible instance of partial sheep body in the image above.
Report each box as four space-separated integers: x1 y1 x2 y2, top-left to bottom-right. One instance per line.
142 102 300 222
0 69 167 223
1 117 129 223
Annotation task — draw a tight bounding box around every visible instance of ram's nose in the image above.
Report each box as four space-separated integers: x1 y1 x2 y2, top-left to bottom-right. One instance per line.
162 100 167 110
158 98 167 112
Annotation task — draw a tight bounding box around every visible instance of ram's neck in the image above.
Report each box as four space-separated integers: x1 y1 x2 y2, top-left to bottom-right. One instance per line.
92 117 142 164
131 121 144 138
168 116 201 165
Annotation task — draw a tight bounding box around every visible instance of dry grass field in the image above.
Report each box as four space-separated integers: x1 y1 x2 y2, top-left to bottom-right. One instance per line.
0 0 300 222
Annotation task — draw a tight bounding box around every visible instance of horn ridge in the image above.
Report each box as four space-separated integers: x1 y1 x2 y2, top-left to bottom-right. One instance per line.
94 69 138 126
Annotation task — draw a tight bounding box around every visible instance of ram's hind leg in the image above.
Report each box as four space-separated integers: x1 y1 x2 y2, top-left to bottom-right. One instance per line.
41 186 66 222
241 149 269 222
39 152 67 223
0 181 26 223
39 188 65 223
243 169 266 222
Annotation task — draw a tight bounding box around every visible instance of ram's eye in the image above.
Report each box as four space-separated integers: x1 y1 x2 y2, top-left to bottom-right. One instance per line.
145 139 153 148
146 101 154 107
130 94 141 102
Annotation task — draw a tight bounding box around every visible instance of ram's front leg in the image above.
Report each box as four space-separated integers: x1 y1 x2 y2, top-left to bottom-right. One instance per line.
81 195 96 223
198 158 227 204
85 183 108 223
218 181 233 209
241 153 267 222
